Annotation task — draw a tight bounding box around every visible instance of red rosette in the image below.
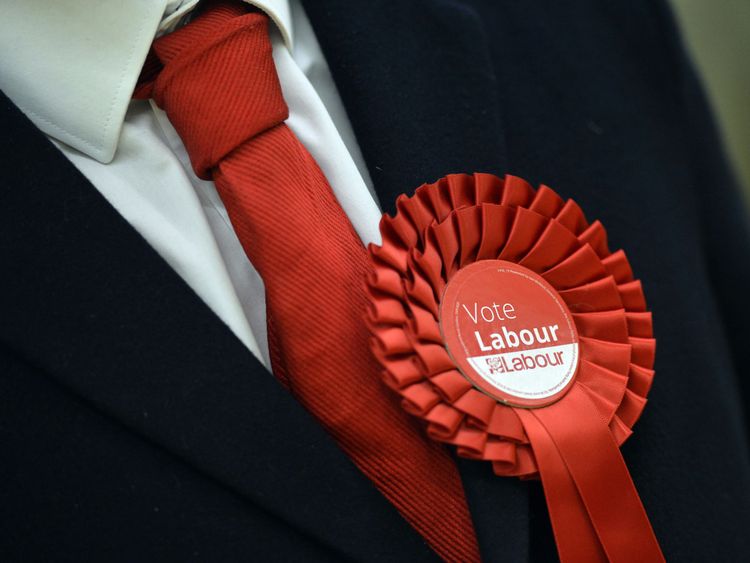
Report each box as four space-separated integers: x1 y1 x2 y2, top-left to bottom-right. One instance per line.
365 172 652 476
365 173 663 562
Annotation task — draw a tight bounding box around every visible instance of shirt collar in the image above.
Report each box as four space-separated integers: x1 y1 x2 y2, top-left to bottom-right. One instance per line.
0 0 293 164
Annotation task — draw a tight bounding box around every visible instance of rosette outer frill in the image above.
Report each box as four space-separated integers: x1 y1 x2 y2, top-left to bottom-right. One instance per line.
365 174 664 563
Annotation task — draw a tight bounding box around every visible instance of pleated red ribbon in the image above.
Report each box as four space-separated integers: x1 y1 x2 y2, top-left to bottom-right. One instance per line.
365 173 664 562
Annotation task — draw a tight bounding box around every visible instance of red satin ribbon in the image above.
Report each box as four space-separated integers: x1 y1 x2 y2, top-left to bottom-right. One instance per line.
517 384 664 562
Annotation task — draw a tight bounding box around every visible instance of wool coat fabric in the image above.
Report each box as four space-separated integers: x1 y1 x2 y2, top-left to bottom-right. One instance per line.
1 0 749 561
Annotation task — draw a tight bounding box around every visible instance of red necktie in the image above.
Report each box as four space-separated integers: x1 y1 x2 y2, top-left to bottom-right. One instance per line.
135 2 480 561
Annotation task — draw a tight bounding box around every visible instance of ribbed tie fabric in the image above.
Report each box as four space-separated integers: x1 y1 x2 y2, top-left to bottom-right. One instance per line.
134 2 480 561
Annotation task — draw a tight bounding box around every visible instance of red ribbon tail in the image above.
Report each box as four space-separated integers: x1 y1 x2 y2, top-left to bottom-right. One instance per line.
518 409 607 562
518 384 664 563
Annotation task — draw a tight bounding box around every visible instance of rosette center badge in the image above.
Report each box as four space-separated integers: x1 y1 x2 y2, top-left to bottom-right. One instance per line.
440 260 579 408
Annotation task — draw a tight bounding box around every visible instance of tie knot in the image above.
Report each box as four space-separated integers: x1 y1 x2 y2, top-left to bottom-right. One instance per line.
145 2 288 179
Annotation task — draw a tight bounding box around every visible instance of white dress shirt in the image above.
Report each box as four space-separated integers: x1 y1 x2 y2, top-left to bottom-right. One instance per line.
0 0 383 369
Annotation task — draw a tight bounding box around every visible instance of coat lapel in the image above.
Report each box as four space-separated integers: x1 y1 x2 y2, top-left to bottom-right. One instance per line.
303 0 509 214
0 93 437 562
302 1 532 560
